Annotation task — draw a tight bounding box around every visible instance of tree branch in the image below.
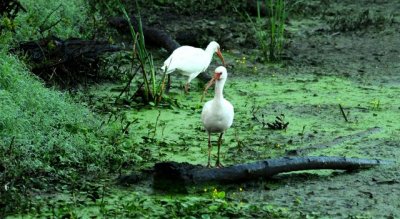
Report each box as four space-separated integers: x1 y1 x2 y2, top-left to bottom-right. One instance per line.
153 156 393 191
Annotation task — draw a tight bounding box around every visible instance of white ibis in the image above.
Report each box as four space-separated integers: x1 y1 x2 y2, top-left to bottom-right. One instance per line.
201 66 234 167
161 41 226 92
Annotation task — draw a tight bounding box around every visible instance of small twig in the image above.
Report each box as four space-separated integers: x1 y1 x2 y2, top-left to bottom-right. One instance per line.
152 110 162 138
251 105 260 121
299 125 306 136
156 66 168 105
234 128 245 152
38 4 63 35
115 65 141 104
39 18 62 36
339 104 349 122
122 120 135 135
266 114 289 130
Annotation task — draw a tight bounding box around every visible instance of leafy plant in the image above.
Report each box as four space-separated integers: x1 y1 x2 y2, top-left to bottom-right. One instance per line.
369 98 382 111
0 51 101 215
13 0 91 41
17 190 289 218
119 2 167 106
246 0 286 62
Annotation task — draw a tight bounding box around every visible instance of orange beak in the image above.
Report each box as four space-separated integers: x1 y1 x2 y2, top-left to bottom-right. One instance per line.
216 49 226 67
201 72 221 102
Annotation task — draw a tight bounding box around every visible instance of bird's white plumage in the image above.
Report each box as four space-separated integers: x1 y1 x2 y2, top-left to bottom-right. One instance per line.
201 66 234 133
201 66 233 167
201 98 234 133
161 41 222 84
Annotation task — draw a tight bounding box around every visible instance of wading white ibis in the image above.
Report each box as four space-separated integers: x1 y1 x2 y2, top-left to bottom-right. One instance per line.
161 41 226 92
201 66 234 167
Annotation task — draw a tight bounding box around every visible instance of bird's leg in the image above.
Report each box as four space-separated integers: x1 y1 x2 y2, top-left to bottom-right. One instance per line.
184 83 190 94
185 76 194 94
215 132 224 168
207 132 212 168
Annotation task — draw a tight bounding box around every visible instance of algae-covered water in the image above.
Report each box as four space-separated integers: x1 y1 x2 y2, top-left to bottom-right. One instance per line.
10 68 400 218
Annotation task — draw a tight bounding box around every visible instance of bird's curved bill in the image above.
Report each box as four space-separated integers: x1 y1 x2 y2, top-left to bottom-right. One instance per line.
201 77 216 102
216 49 226 67
201 72 222 102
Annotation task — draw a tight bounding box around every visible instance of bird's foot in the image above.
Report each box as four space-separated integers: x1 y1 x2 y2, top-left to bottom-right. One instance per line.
206 163 212 168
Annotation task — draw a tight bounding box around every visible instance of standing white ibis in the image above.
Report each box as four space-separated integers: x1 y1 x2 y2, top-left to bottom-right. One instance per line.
161 41 226 92
201 66 234 167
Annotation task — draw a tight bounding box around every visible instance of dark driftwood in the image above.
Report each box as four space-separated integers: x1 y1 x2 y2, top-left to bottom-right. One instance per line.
153 156 392 191
17 36 121 67
109 16 180 54
286 127 382 156
15 36 121 86
246 0 267 16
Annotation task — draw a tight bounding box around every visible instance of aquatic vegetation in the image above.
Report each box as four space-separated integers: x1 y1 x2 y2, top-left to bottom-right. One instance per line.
119 3 167 106
246 0 286 62
369 98 381 111
8 188 289 218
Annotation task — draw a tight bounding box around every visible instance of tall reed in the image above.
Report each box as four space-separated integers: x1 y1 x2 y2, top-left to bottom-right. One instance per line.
120 2 167 105
247 0 286 62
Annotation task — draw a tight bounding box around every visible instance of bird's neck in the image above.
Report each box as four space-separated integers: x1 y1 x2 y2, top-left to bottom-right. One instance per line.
205 44 216 54
214 80 226 100
205 46 216 62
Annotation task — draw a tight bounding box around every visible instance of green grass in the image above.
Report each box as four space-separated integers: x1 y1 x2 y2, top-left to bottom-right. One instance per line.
246 0 286 62
0 51 144 217
13 0 90 41
0 51 99 214
8 186 288 218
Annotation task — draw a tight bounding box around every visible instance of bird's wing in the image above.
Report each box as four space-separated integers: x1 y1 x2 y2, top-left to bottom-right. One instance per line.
201 101 213 123
225 100 234 127
163 46 209 75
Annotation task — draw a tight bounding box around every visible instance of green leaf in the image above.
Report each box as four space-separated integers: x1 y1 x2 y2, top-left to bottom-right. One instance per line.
208 205 219 212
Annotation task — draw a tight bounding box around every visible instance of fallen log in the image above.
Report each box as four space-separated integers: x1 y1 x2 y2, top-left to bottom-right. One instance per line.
153 156 392 192
14 36 122 87
109 16 179 54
